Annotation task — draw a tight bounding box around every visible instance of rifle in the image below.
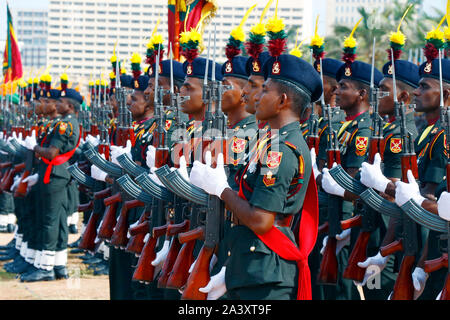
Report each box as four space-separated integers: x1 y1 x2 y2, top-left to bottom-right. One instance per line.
307 49 320 151
14 149 34 197
182 28 227 300
317 57 346 285
115 58 135 147
343 39 389 282
378 51 419 300
78 183 111 251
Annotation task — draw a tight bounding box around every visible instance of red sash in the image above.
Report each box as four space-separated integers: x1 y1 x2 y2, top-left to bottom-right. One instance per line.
238 169 319 300
41 130 82 184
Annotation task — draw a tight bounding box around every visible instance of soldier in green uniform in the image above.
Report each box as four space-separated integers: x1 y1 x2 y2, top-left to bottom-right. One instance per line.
21 87 81 282
356 56 420 299
320 55 383 300
389 57 450 300
190 53 322 300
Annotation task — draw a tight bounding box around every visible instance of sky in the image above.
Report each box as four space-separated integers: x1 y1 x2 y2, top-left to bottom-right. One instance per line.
0 0 447 41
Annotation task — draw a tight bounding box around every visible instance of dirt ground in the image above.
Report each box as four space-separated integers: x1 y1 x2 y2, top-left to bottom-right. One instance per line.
0 225 110 300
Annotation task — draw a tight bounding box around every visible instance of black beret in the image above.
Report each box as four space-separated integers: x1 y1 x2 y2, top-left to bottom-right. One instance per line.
382 60 420 88
336 60 383 86
222 56 249 80
313 58 344 79
245 51 271 77
132 74 150 92
182 57 223 81
60 88 83 104
263 54 323 103
419 58 450 84
147 60 186 82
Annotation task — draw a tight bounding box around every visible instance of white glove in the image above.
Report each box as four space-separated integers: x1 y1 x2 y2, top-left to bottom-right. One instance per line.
146 145 156 169
24 132 37 150
199 266 227 300
412 267 428 300
110 140 132 166
86 134 100 147
10 175 21 191
0 132 4 140
355 251 389 286
22 173 38 187
310 148 321 178
436 290 442 300
437 191 450 221
177 155 190 182
322 166 345 197
91 164 107 182
197 151 230 198
151 239 170 266
395 170 425 207
360 153 391 192
320 229 351 255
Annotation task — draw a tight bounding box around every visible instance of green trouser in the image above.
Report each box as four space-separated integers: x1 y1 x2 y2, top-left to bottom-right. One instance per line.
38 178 69 252
0 191 14 226
109 246 135 300
226 285 297 300
26 187 39 250
66 179 79 216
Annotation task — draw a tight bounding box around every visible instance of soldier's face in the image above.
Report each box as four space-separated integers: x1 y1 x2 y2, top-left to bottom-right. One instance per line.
323 75 338 105
378 78 395 116
221 77 244 114
45 98 58 116
335 79 361 112
56 98 71 115
254 79 280 121
242 75 264 114
34 100 43 115
109 94 118 117
179 78 204 115
130 91 149 120
413 78 441 113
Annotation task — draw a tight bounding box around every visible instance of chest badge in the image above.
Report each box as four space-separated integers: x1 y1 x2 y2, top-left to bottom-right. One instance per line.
165 120 172 131
263 170 276 187
390 138 402 154
231 137 246 154
266 151 283 169
58 122 68 135
355 136 369 156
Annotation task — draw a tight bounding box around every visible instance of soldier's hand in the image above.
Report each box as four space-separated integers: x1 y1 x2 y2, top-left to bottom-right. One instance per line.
146 145 156 169
10 175 21 191
91 164 107 182
203 152 230 198
321 166 345 197
151 239 170 266
355 251 389 286
394 170 425 207
199 266 227 300
177 155 190 181
86 134 100 147
320 230 350 256
22 173 38 188
24 131 37 151
310 148 321 178
437 192 450 221
360 153 390 192
436 290 442 300
412 267 428 300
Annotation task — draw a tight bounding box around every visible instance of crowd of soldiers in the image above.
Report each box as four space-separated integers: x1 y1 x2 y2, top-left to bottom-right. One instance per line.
0 1 450 300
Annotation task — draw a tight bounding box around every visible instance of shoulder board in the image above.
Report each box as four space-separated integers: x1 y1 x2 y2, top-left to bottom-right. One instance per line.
429 129 445 160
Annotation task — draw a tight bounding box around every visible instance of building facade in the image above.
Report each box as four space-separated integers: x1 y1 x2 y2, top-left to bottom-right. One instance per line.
46 0 312 87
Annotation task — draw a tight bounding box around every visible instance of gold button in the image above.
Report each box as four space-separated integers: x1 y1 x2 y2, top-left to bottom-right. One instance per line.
228 251 231 256
243 174 247 179
250 246 256 252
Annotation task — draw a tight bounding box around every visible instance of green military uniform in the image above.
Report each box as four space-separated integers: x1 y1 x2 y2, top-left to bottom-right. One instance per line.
414 119 447 300
36 113 80 270
225 121 312 299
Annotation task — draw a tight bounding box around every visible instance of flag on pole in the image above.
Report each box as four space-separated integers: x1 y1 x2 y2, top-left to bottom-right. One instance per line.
2 3 23 83
168 0 218 61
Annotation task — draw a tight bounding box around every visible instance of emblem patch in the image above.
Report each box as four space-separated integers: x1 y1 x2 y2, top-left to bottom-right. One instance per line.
388 64 393 75
252 60 261 73
148 66 153 76
345 67 352 76
263 171 276 187
266 151 282 169
355 136 368 156
186 64 193 75
231 137 246 154
390 138 402 153
58 122 68 135
165 120 172 131
271 61 281 75
424 62 432 73
225 61 233 73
